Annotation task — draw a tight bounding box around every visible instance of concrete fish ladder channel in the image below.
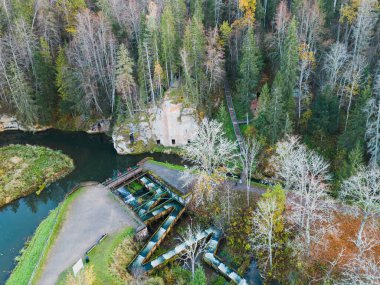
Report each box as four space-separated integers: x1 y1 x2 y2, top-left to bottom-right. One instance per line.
109 169 248 284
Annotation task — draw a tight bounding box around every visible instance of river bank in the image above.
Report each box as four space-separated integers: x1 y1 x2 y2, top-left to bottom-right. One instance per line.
0 130 182 283
0 144 74 208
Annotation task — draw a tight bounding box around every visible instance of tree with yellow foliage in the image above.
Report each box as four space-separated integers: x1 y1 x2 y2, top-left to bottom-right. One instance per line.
55 0 86 34
238 0 257 26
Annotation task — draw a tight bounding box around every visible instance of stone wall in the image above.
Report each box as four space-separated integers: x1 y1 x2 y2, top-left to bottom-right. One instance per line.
113 98 199 154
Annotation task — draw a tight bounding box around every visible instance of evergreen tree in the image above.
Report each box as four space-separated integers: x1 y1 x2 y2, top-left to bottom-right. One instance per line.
254 80 287 144
160 1 177 86
237 26 262 111
365 66 380 166
115 44 136 118
279 17 298 114
339 82 372 151
33 38 56 124
181 9 207 106
308 88 339 138
9 63 37 126
189 266 206 285
55 0 86 34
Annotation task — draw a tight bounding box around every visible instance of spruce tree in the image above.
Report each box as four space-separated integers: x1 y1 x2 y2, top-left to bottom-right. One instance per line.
279 17 298 115
160 1 177 86
34 38 56 124
237 26 262 111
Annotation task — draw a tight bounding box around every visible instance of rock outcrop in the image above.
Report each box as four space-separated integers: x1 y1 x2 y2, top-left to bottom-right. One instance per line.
113 98 199 154
0 115 23 131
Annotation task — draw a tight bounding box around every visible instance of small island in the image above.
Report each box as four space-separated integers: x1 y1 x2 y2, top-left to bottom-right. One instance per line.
0 144 74 207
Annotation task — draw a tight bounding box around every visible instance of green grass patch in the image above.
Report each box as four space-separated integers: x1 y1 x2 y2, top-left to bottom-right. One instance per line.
56 227 135 285
6 188 84 285
128 181 144 194
148 160 186 171
0 144 74 207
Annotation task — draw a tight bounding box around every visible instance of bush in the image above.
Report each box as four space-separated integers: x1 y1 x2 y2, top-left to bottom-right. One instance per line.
190 266 207 285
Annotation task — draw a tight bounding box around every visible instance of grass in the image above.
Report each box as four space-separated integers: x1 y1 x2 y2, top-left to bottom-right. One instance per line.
56 227 135 285
0 144 74 207
6 188 84 285
128 181 144 194
148 159 186 171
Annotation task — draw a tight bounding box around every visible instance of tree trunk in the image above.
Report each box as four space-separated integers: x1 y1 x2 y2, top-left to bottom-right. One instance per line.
357 213 368 246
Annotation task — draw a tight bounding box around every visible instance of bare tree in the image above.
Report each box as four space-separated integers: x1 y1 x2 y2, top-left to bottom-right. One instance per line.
251 196 279 269
183 119 238 176
340 254 380 285
205 27 225 93
297 43 315 120
271 136 332 256
343 0 378 131
176 222 209 279
182 119 238 207
240 138 260 206
68 9 117 114
323 42 349 91
273 0 290 61
340 166 380 246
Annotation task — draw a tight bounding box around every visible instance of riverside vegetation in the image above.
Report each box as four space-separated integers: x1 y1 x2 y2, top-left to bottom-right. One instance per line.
0 144 74 207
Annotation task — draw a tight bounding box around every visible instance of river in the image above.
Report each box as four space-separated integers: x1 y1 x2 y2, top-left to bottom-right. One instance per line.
0 129 181 283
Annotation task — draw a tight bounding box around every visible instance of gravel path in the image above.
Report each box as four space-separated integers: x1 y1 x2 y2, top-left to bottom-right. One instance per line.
38 184 137 285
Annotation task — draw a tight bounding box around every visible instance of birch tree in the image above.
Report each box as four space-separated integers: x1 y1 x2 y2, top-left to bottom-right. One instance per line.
240 138 260 206
340 166 380 246
271 136 332 256
251 185 286 270
176 222 209 279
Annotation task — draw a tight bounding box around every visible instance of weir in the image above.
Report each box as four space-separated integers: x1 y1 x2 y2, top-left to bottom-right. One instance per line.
106 166 248 285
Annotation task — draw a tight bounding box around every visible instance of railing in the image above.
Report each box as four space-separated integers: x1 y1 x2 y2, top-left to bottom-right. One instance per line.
224 83 246 154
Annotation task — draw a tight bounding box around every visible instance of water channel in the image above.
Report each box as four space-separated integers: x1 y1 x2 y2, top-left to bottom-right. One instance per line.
0 129 181 283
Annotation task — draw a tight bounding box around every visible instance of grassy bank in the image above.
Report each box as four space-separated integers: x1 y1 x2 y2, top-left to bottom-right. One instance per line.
148 159 186 171
6 188 84 285
0 144 74 207
56 227 135 285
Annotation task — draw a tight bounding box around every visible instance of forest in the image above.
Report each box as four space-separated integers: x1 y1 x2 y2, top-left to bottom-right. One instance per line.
0 0 379 181
0 0 379 284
